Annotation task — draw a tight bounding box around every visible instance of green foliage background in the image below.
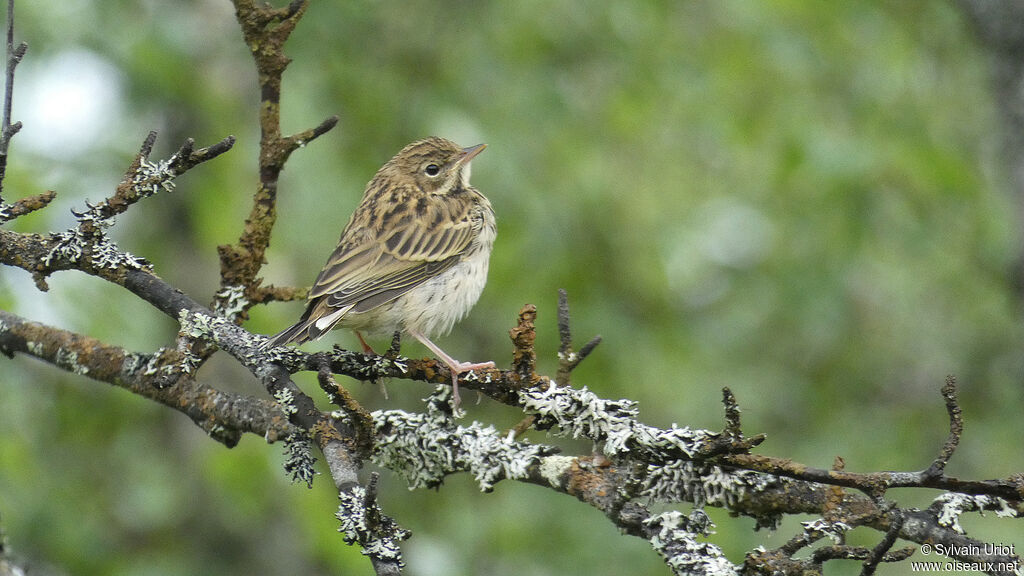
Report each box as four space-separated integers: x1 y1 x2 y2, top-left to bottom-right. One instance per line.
1 1 1022 574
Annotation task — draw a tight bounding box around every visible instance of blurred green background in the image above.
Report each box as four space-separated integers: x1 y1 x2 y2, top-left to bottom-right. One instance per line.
1 1 1022 574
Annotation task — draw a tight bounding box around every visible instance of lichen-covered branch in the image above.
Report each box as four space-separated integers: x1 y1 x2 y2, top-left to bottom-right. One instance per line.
83 131 235 223
215 0 338 322
0 132 234 291
2 2 1022 574
0 189 54 223
6 219 1021 573
0 309 295 446
373 386 559 492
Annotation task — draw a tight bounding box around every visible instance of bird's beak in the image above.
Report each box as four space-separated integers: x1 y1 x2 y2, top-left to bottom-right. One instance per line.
458 143 486 166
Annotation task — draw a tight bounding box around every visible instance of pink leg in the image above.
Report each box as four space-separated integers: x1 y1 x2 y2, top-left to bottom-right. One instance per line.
355 331 376 354
408 329 495 407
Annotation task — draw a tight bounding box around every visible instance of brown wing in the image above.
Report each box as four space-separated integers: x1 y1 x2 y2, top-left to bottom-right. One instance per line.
308 194 477 314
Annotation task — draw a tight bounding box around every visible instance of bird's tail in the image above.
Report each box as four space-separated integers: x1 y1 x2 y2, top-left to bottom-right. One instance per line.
262 318 320 350
261 301 350 350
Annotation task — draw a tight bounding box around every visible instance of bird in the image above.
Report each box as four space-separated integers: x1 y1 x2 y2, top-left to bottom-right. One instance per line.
265 137 496 407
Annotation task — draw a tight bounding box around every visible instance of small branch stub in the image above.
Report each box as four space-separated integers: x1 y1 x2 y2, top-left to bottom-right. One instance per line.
555 288 602 385
509 303 538 384
925 375 963 479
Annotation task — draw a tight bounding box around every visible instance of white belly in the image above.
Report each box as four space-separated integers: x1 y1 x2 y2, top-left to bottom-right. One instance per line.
340 220 495 338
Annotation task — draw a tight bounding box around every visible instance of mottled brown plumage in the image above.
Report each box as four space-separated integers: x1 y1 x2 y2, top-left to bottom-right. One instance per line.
266 137 496 405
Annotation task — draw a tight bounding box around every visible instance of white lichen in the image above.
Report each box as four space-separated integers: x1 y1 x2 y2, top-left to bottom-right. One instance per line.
43 228 148 271
372 386 553 492
390 358 408 374
178 309 217 339
282 433 318 488
801 518 851 544
538 455 576 489
133 157 177 196
91 239 148 270
644 510 737 576
212 284 248 319
933 493 1019 534
642 461 779 504
336 486 409 564
273 388 298 416
140 350 166 376
43 231 83 266
54 347 89 376
520 382 718 459
557 350 579 363
121 352 141 375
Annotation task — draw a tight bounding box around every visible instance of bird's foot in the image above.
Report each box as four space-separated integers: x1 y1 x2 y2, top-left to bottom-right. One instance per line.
453 360 496 372
448 360 496 410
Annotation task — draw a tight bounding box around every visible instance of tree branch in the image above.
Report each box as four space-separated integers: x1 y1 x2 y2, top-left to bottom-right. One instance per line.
2 3 1022 574
0 0 25 202
0 309 294 446
216 0 338 322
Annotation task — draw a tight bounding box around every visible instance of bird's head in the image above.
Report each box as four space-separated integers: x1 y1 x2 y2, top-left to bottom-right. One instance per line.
383 137 486 195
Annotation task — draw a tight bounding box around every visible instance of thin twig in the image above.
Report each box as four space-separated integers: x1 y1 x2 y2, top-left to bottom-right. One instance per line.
925 375 963 478
0 0 26 199
317 361 374 459
569 335 602 370
86 132 235 223
283 114 338 150
249 283 309 304
555 289 572 386
860 508 904 576
385 331 402 359
218 0 336 323
722 387 742 438
823 456 847 520
557 288 572 358
0 189 53 222
555 288 601 384
719 449 1024 501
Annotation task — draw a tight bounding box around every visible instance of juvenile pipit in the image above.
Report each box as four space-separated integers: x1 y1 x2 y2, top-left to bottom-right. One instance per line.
265 137 496 406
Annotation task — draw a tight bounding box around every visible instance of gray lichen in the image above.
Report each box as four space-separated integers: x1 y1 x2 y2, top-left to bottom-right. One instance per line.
54 347 89 376
212 284 248 319
43 228 148 272
90 238 148 270
800 518 851 544
520 381 719 459
644 510 737 576
133 156 177 197
642 461 775 504
538 455 576 489
640 462 785 530
282 433 317 488
336 485 409 564
933 493 1018 534
273 388 298 416
373 386 555 492
26 340 43 356
178 309 218 340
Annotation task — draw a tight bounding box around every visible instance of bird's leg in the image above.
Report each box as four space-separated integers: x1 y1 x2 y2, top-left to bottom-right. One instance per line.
354 330 376 355
408 329 495 408
353 330 390 398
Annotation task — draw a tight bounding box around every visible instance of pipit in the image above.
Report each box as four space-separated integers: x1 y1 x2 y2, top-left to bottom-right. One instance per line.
265 137 496 406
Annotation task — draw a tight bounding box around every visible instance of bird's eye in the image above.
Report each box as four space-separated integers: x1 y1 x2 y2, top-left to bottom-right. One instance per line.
424 164 441 177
